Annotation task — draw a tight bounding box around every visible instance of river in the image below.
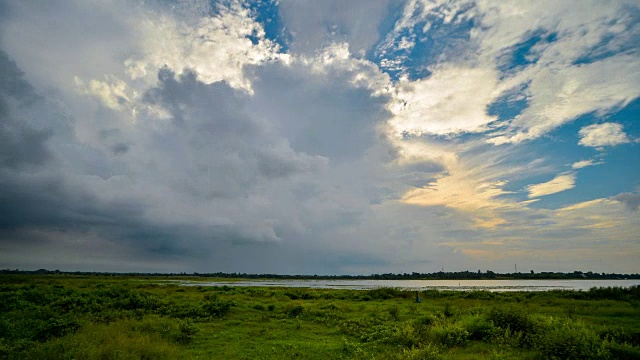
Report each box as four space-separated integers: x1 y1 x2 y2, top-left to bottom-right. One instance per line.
179 279 640 292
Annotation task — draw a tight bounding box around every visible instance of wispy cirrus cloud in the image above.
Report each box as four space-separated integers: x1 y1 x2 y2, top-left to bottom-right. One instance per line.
571 159 601 169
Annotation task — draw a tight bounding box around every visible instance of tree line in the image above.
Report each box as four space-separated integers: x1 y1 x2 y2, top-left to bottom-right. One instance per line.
2 268 639 280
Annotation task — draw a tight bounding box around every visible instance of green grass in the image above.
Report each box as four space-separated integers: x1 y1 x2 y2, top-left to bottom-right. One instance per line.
1 275 639 359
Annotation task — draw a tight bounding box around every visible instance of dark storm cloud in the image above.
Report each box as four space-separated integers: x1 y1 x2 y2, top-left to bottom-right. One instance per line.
0 50 51 169
0 50 151 254
247 61 391 161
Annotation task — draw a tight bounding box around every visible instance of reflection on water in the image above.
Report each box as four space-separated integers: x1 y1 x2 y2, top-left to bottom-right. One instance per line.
178 279 640 292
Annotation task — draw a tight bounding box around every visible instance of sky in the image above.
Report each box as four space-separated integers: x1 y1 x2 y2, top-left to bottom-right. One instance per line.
0 0 639 275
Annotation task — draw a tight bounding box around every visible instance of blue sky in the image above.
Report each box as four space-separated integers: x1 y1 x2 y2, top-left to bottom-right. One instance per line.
0 0 638 274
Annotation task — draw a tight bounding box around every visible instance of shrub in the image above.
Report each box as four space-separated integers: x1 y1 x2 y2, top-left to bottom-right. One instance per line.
174 319 199 344
606 341 640 359
414 315 437 328
360 323 419 347
202 294 233 317
464 291 496 300
267 304 276 311
393 344 443 360
284 291 313 300
459 314 495 341
286 305 304 318
366 288 408 300
35 316 81 341
388 306 400 320
488 307 535 334
536 319 610 360
252 304 265 311
488 307 539 348
432 323 469 347
443 303 454 318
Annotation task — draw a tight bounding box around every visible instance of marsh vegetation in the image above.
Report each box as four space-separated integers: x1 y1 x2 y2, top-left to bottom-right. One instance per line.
1 275 639 359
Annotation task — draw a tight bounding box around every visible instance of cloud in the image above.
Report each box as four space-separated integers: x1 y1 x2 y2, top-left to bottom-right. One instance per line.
614 192 640 211
571 159 600 169
278 0 396 57
526 172 576 198
388 66 501 136
379 1 640 144
0 0 638 274
0 1 407 273
578 122 630 148
0 50 52 170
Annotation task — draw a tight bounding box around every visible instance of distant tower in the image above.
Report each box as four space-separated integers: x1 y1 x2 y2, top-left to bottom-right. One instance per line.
515 264 518 273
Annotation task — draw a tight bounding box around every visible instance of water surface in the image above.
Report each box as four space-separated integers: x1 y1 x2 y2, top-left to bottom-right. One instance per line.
179 279 640 292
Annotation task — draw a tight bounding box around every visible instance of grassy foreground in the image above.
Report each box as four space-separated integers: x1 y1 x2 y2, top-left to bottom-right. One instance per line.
1 276 639 359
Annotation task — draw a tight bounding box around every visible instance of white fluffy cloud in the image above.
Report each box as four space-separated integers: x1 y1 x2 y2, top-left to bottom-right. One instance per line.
376 0 640 144
527 173 576 198
388 66 501 136
578 122 630 148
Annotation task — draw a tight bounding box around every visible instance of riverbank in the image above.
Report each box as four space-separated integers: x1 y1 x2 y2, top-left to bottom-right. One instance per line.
1 275 639 359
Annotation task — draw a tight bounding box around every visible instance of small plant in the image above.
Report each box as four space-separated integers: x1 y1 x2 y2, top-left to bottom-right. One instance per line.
395 344 443 360
443 303 454 318
286 305 304 318
174 319 199 344
266 304 276 311
415 315 437 327
388 306 400 320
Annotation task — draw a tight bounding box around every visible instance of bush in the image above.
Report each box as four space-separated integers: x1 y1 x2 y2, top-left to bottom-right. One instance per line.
414 315 437 328
488 307 535 334
392 344 443 360
443 303 454 318
35 316 81 341
284 291 314 300
359 323 420 347
286 305 304 318
366 288 408 300
536 319 610 359
606 341 640 359
459 314 495 341
432 323 469 347
388 306 400 320
174 319 199 344
488 307 539 348
202 294 233 317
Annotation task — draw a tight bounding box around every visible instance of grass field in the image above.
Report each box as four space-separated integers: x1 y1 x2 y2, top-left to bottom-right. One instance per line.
1 275 639 359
